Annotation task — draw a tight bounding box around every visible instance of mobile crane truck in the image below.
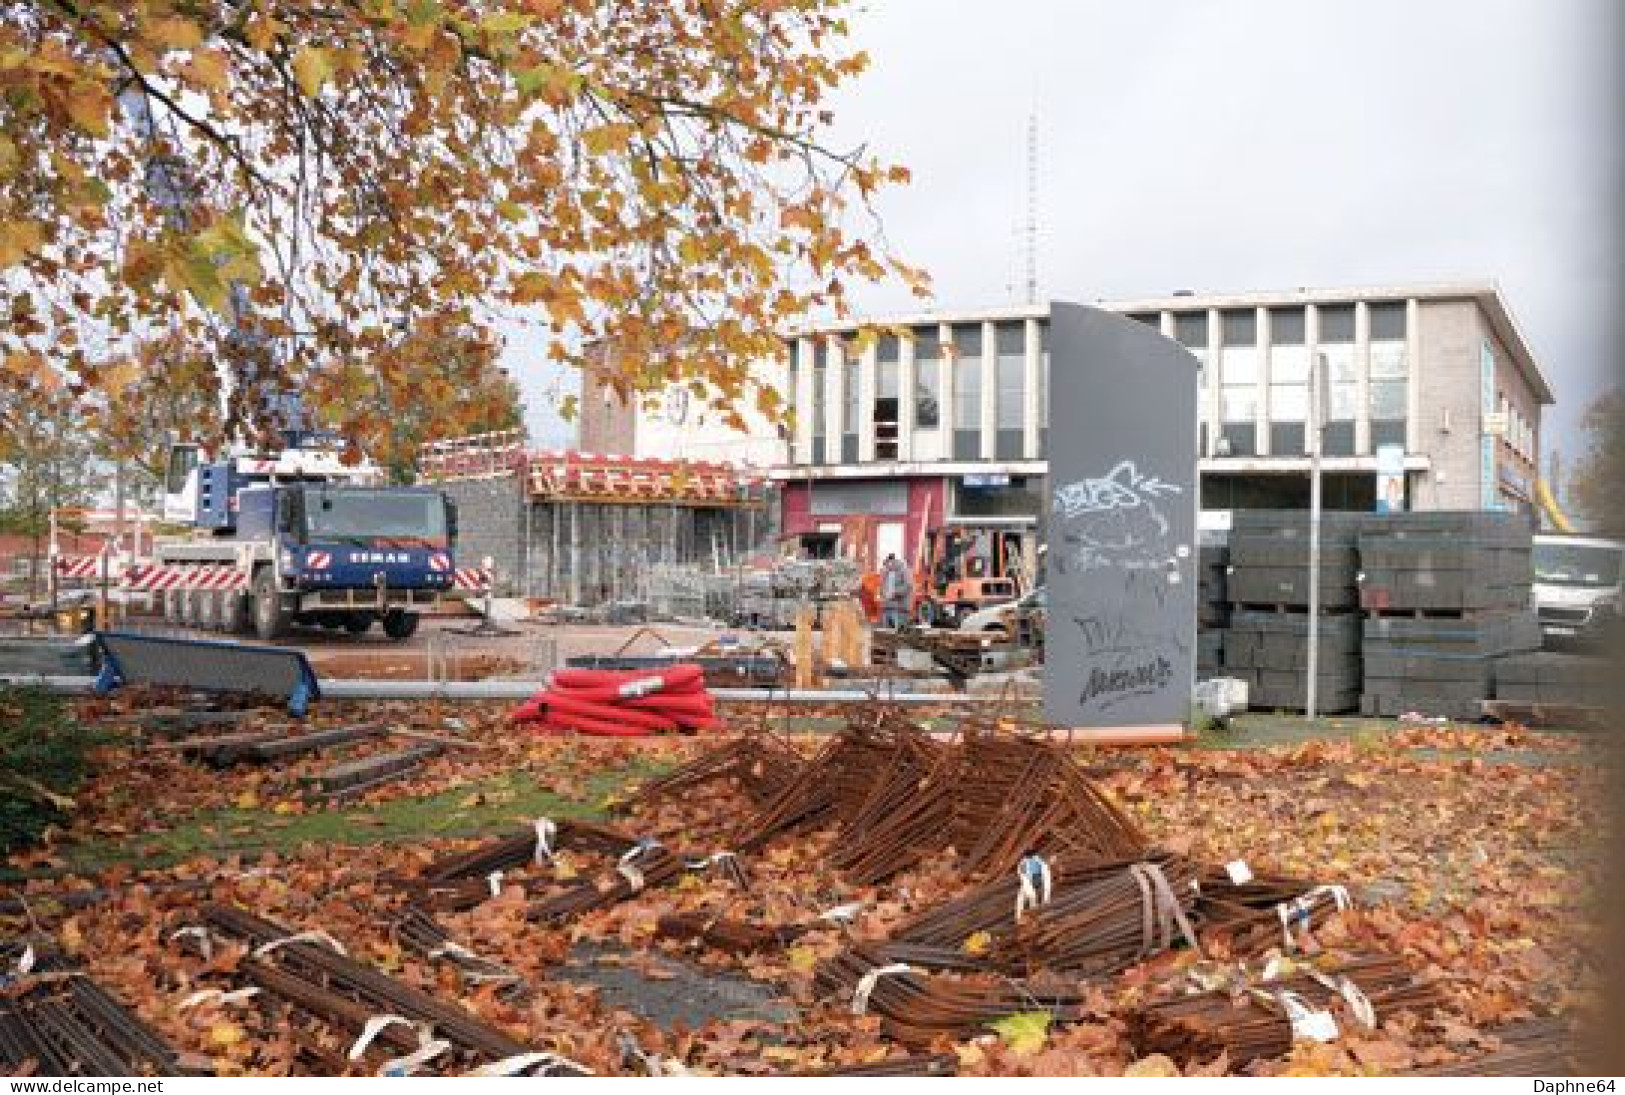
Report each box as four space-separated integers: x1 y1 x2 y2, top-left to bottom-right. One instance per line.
146 434 462 641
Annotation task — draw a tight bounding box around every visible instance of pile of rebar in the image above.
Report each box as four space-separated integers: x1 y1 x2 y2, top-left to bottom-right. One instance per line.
890 856 1197 977
390 907 522 989
794 1052 958 1076
0 944 182 1076
1193 866 1353 957
417 818 636 885
814 944 1092 1047
1404 1017 1579 1076
732 714 1146 887
654 912 809 956
190 905 584 1075
1127 954 1445 1066
622 733 806 809
525 842 686 925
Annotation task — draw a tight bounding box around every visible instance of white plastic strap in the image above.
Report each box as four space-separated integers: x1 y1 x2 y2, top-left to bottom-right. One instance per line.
1307 884 1353 911
618 863 645 892
850 962 913 1015
617 676 666 698
1309 970 1377 1030
348 1014 414 1060
486 870 505 896
14 945 35 976
253 930 348 959
468 1052 593 1077
179 987 261 1009
1013 855 1053 921
685 850 738 870
379 1029 451 1077
1225 859 1254 885
1276 990 1340 1042
1131 862 1204 957
428 941 476 960
168 926 213 960
532 818 558 865
819 902 861 924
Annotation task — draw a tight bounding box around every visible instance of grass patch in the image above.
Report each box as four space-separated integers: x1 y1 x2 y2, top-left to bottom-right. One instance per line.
38 758 675 875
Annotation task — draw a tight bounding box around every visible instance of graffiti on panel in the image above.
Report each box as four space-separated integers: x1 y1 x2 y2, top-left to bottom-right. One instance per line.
1053 461 1189 714
1051 460 1183 573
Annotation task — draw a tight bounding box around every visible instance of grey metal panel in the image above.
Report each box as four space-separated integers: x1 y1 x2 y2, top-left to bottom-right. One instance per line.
809 481 908 516
1044 304 1198 727
94 631 320 715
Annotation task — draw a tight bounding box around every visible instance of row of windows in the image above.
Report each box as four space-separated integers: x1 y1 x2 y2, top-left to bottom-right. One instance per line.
787 307 1410 464
1497 391 1536 461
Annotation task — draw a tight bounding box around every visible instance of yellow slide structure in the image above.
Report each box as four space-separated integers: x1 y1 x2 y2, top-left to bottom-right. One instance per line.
1536 478 1573 533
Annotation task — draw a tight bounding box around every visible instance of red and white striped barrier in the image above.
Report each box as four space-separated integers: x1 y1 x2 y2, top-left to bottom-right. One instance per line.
453 568 493 592
53 556 108 580
123 564 249 592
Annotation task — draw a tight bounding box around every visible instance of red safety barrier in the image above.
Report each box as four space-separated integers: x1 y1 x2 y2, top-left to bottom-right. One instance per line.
512 664 715 737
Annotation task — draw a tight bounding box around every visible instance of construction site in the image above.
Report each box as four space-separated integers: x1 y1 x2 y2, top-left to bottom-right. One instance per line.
2 0 1622 1084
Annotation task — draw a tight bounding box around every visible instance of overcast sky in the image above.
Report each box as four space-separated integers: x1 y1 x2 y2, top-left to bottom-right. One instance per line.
518 0 1620 465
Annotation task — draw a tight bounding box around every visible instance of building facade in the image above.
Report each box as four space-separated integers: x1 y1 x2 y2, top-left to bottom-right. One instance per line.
582 282 1553 567
771 284 1551 564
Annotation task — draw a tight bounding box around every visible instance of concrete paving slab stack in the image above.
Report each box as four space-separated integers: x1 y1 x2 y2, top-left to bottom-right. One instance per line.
1491 651 1612 710
1196 541 1229 679
1357 511 1541 721
1221 510 1365 713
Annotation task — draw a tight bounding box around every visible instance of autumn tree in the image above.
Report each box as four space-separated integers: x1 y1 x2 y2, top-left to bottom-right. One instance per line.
0 0 922 456
0 390 104 598
1570 388 1625 537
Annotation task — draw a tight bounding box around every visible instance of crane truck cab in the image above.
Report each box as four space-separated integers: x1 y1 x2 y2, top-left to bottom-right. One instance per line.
1532 534 1624 650
155 440 460 640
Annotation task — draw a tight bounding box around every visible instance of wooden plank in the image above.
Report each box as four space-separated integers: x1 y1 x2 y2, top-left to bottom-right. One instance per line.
308 744 441 795
248 724 383 762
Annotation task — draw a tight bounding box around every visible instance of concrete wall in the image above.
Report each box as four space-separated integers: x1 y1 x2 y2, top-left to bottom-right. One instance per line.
577 382 638 456
442 475 525 593
1414 300 1485 509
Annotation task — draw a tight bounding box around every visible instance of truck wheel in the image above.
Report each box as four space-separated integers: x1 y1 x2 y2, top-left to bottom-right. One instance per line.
381 610 419 640
221 591 251 634
343 614 374 635
252 568 291 641
197 590 219 630
162 589 180 623
180 589 200 628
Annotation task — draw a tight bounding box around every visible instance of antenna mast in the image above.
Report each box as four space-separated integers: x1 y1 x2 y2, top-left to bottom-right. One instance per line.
1024 110 1039 304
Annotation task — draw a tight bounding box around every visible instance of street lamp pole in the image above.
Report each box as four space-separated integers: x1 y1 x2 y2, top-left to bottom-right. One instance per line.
1306 353 1327 720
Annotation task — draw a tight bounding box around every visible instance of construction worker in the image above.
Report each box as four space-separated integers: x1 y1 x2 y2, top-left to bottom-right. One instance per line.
880 553 912 629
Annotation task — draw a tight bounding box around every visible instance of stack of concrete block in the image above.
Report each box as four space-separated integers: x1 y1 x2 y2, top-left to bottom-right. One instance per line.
1492 652 1613 710
1357 511 1533 613
1196 542 1229 678
1225 511 1365 610
1357 512 1540 721
1222 610 1362 713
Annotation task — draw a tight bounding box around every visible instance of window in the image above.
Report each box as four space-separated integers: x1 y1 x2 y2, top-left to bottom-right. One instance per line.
913 328 941 430
994 322 1024 459
875 334 899 460
1318 306 1357 456
1369 304 1407 451
1127 312 1160 328
841 351 860 463
953 324 982 460
1038 321 1050 457
811 339 827 465
1269 309 1309 455
1219 310 1258 456
784 346 799 447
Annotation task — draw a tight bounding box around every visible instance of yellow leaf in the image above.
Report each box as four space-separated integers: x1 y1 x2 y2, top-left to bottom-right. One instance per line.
0 219 44 266
1124 1053 1182 1077
146 16 204 51
208 1022 246 1048
552 856 578 881
988 1010 1050 1055
272 801 297 815
0 134 17 180
581 122 636 157
184 49 230 92
786 946 818 973
953 1042 986 1070
961 930 993 957
234 791 260 810
291 47 333 97
65 86 110 136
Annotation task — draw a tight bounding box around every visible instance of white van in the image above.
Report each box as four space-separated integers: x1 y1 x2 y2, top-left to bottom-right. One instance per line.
1532 534 1624 647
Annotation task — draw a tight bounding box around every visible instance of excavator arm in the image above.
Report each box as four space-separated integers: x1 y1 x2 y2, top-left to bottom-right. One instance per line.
1536 478 1573 534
